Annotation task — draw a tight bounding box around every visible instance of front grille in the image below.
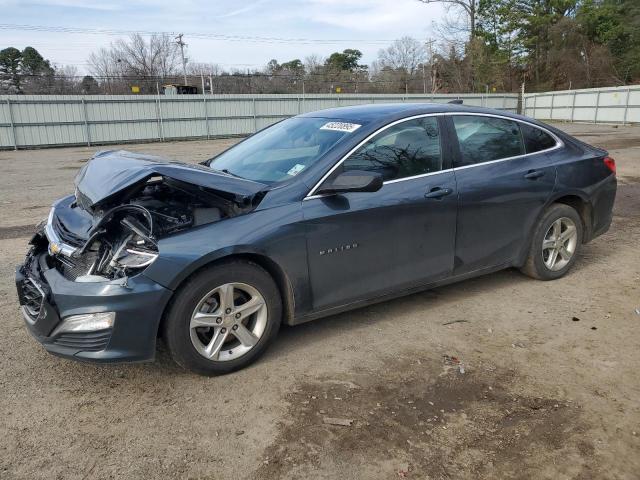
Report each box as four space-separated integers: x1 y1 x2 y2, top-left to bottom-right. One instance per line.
55 251 98 281
52 329 112 351
21 278 45 321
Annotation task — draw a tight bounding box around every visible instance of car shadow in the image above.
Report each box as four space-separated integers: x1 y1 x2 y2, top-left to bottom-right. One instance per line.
38 235 620 381
264 268 525 360
264 236 621 362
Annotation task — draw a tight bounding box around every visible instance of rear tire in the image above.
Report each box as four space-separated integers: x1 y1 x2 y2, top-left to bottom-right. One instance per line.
520 203 583 281
163 260 282 375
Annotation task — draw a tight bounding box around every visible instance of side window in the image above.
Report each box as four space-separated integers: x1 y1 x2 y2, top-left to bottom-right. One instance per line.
520 123 557 153
452 115 524 166
341 117 441 182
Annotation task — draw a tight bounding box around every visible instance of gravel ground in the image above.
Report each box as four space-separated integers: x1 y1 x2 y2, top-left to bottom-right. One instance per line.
0 123 639 479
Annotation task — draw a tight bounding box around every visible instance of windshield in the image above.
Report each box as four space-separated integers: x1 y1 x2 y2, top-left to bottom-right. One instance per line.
208 117 362 183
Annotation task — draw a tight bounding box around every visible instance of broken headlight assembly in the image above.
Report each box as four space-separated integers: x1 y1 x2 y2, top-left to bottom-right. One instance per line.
82 205 159 280
47 177 232 283
113 246 158 269
48 204 162 283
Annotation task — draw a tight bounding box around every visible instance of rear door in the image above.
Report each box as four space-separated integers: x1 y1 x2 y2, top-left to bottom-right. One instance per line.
447 114 559 274
303 115 458 310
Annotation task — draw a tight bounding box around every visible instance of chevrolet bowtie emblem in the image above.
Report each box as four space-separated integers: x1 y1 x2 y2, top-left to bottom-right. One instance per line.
49 242 61 255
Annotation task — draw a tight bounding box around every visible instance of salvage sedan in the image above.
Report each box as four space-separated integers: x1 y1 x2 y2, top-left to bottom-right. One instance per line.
16 103 617 375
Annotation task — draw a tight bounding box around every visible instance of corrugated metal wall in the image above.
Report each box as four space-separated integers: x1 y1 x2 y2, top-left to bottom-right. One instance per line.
523 85 640 124
0 93 518 150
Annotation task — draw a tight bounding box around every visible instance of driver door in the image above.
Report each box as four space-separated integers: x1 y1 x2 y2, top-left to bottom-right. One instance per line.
302 116 458 310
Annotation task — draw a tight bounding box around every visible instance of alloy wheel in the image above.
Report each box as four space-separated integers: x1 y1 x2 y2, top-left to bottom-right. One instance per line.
189 282 268 362
541 217 578 271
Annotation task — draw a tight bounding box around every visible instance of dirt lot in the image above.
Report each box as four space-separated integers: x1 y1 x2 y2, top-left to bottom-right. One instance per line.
0 123 639 480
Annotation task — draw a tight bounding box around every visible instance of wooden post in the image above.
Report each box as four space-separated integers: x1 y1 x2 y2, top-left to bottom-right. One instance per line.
6 98 17 150
82 98 91 146
623 87 631 125
252 97 257 133
203 95 210 139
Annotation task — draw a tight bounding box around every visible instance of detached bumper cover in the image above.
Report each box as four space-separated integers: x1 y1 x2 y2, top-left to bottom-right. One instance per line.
16 250 173 363
589 174 617 241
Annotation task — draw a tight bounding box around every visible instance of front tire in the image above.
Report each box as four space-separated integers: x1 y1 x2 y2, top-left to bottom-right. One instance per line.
163 260 282 375
520 203 583 280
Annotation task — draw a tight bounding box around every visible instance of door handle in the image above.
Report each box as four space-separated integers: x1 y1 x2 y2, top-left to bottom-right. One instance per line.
524 170 545 180
424 187 453 199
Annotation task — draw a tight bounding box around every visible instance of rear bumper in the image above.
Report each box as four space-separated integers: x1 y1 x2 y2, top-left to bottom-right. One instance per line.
16 249 173 363
587 174 617 242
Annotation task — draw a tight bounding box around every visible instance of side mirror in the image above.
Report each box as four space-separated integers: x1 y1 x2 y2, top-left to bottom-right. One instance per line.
316 170 383 195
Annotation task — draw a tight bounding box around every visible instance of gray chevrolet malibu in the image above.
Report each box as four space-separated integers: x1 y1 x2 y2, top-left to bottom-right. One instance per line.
16 103 617 375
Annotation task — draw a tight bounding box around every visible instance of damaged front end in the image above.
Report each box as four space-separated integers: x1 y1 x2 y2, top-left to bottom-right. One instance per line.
16 150 269 361
36 150 269 283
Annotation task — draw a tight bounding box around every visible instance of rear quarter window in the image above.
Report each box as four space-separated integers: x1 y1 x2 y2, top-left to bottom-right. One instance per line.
520 123 557 153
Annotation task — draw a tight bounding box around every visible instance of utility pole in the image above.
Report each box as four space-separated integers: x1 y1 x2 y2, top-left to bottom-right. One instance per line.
422 63 426 94
175 34 188 85
425 39 436 94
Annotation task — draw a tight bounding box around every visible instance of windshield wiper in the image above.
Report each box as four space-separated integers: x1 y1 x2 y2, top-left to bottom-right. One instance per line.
221 168 243 178
210 167 244 179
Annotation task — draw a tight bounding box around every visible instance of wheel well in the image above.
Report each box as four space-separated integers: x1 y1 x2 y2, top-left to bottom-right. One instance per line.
157 253 296 338
236 253 295 325
516 194 593 268
553 195 592 241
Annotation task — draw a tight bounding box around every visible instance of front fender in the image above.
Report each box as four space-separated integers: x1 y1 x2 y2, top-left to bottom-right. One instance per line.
140 202 312 315
143 244 277 291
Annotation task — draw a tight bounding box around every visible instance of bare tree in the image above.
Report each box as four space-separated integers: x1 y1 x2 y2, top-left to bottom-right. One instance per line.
115 34 180 77
88 47 124 77
88 34 180 82
54 65 80 93
87 46 126 93
417 0 478 43
187 62 224 76
374 37 427 93
304 54 324 74
87 34 181 93
418 0 480 91
377 37 427 75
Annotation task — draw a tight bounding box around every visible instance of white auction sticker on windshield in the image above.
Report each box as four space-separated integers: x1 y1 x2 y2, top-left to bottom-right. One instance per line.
287 164 306 176
320 121 361 133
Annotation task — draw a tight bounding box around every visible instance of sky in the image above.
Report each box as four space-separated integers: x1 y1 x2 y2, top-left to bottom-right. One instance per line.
0 0 446 74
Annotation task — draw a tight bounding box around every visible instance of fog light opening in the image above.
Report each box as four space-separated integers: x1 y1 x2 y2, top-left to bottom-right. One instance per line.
51 312 115 336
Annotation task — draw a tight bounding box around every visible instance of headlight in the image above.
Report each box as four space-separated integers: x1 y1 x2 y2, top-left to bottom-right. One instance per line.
51 312 115 335
113 247 158 269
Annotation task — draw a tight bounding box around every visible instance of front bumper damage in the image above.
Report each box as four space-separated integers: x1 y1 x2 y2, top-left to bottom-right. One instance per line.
15 150 268 363
16 244 172 363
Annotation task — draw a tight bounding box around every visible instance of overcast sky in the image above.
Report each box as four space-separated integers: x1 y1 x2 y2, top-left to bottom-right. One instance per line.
0 0 446 74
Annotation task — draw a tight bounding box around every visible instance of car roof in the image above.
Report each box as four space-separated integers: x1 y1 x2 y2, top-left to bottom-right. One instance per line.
299 102 532 125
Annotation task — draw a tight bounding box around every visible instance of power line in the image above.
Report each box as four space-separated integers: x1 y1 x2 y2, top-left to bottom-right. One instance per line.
0 23 395 45
4 72 431 87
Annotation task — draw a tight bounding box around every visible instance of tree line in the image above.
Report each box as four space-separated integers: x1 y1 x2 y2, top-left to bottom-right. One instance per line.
1 0 638 95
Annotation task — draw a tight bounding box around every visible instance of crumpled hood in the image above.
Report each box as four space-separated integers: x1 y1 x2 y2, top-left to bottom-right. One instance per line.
74 150 268 208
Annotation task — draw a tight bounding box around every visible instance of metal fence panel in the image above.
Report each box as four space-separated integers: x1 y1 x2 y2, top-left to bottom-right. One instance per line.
0 93 518 150
524 86 640 124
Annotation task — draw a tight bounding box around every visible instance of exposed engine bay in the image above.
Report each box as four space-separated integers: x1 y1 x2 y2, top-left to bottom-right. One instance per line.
41 178 231 282
34 150 269 283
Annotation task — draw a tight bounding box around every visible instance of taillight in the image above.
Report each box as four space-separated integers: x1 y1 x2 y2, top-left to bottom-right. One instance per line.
603 156 616 175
